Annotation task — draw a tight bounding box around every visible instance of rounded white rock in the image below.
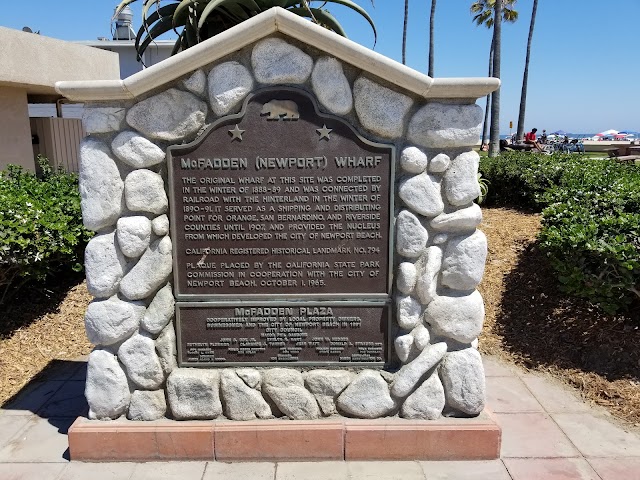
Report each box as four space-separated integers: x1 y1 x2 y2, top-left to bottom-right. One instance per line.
141 283 175 334
119 236 173 301
118 333 165 390
397 295 422 330
400 371 445 419
127 390 167 421
84 231 127 299
400 146 429 174
415 245 443 305
237 368 262 389
126 88 207 141
429 153 451 173
82 107 125 134
394 333 414 363
311 57 353 115
152 214 170 236
336 370 396 419
396 262 418 294
304 370 354 416
407 102 483 149
430 204 482 234
125 169 168 215
84 295 145 346
111 131 165 169
443 151 481 207
220 370 272 421
440 347 486 415
252 38 313 84
182 69 207 95
398 172 444 218
425 290 485 344
78 139 124 232
390 342 448 398
396 210 428 259
353 76 413 139
441 230 487 291
155 323 178 376
167 369 222 420
262 368 320 420
116 216 151 258
85 349 130 420
433 233 448 245
208 61 254 116
411 324 431 351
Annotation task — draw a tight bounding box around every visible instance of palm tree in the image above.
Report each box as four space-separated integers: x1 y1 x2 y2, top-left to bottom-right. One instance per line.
402 0 409 65
515 0 538 142
480 44 494 148
488 0 502 157
470 0 517 29
428 0 436 77
114 0 377 62
470 0 518 154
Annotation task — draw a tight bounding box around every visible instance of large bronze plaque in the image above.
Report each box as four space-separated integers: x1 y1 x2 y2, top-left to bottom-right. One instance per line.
168 87 394 300
177 303 389 366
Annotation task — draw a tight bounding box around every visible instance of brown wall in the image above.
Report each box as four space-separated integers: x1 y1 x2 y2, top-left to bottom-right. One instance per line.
0 87 34 171
31 117 85 173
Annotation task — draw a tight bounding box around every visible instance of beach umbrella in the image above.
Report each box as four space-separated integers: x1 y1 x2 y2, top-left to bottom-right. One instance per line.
597 129 618 136
552 130 568 135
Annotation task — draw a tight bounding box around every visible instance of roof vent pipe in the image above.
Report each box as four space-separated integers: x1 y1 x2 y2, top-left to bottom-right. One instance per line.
113 5 136 40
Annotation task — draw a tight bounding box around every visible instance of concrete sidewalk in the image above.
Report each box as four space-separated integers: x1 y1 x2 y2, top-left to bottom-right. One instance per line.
0 356 639 480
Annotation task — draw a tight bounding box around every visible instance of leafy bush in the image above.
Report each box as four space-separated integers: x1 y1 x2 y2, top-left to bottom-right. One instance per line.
479 151 573 209
0 158 92 303
480 152 640 314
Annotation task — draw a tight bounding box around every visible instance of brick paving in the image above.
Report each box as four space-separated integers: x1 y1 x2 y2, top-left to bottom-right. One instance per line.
0 356 639 479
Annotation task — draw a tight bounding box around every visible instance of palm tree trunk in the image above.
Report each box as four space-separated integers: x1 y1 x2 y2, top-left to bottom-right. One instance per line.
516 0 538 142
488 0 502 158
402 0 409 65
481 42 494 148
428 0 436 76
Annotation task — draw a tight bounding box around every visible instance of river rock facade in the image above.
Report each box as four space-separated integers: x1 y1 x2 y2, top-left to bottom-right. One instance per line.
78 35 488 422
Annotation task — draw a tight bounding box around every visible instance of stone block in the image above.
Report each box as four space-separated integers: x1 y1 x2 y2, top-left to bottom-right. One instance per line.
126 88 207 141
78 139 124 232
353 76 412 139
166 369 222 420
252 38 313 84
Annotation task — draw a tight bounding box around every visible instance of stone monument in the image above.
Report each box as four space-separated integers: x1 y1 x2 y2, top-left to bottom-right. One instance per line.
56 7 500 461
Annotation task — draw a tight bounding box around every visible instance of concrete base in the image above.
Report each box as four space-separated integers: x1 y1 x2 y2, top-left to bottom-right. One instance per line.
68 410 501 462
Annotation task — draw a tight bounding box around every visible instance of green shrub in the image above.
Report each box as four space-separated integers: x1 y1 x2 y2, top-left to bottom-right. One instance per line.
0 158 92 303
480 152 640 314
479 151 573 209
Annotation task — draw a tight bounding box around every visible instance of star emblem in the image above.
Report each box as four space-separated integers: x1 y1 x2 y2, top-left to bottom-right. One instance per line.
316 124 332 141
229 124 245 141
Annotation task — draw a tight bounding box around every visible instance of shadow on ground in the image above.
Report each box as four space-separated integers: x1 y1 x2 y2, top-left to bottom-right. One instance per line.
1 359 88 461
0 272 85 338
494 240 639 382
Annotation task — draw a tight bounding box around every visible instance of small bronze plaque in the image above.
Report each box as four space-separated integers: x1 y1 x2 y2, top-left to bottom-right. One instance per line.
177 302 389 366
168 87 394 300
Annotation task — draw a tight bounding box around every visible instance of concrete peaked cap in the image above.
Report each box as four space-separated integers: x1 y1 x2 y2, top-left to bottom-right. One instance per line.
56 7 499 102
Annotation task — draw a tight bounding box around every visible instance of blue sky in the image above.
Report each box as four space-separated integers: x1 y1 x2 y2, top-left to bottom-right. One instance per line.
2 0 639 134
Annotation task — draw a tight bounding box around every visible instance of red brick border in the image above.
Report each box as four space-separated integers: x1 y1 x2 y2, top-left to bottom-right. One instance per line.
68 410 500 462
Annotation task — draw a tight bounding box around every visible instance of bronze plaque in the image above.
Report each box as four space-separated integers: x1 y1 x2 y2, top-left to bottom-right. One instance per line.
177 303 389 366
168 87 394 300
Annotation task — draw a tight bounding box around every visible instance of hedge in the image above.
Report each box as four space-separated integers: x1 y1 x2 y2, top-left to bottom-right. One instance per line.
480 152 640 314
0 158 92 303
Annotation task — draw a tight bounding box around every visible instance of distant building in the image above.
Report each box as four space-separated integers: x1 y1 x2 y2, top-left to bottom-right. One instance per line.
0 27 119 171
28 6 174 119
